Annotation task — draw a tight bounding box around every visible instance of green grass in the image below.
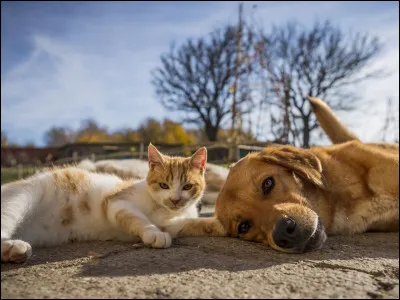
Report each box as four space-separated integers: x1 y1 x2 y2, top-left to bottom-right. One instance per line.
1 168 37 185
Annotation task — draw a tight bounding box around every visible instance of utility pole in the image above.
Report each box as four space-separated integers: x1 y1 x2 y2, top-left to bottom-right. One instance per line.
381 97 397 142
229 2 243 160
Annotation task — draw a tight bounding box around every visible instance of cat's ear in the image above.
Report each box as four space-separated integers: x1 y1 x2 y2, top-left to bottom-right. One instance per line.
148 143 164 170
190 147 207 172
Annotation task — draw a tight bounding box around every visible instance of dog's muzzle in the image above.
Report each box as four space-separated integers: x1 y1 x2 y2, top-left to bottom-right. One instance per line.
272 217 327 253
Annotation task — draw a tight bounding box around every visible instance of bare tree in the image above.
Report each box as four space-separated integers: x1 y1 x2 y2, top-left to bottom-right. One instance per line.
75 119 109 143
137 118 163 144
256 20 382 147
152 24 254 141
44 126 76 147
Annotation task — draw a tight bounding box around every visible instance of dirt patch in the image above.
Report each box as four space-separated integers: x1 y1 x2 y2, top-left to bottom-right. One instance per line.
1 209 398 299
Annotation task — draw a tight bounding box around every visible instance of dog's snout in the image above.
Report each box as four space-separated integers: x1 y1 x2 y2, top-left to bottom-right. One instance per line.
272 216 327 252
273 217 300 249
284 218 296 234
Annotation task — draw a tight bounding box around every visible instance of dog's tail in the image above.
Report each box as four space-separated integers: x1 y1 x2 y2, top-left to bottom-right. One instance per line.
307 96 360 144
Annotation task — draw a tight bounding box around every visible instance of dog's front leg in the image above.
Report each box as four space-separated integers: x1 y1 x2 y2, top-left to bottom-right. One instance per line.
163 217 227 238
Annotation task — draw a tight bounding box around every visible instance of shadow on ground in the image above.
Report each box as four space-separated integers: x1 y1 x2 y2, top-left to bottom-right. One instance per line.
1 208 399 299
2 233 398 275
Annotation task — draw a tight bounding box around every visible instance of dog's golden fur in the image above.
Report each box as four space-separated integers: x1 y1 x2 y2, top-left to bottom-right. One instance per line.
214 97 399 253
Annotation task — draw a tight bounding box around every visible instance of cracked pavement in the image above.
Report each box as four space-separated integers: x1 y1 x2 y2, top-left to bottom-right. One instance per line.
1 208 399 299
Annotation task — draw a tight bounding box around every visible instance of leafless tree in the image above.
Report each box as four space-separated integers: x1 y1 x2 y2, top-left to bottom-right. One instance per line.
44 126 76 147
152 25 254 141
256 20 382 147
137 118 163 144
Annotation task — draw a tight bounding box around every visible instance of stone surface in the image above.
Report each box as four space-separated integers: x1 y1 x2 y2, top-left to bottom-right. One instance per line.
1 209 399 299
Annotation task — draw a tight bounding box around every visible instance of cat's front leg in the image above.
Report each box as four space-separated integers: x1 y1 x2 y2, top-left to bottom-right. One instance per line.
106 200 171 248
165 217 227 238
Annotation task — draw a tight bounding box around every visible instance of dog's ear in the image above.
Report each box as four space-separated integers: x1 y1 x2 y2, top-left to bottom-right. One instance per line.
259 146 325 188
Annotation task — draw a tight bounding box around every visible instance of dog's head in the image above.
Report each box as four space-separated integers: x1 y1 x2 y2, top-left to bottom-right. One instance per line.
215 145 327 253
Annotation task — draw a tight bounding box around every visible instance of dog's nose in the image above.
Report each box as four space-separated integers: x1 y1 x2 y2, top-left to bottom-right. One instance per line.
272 217 300 249
170 198 181 205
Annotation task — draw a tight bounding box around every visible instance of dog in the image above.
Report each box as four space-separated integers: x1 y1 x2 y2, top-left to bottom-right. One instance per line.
214 96 399 253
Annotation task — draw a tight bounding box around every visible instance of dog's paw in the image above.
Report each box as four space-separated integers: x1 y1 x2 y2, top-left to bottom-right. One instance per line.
1 240 32 263
142 228 172 249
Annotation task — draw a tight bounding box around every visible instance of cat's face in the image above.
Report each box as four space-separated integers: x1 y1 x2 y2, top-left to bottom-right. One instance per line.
146 144 207 211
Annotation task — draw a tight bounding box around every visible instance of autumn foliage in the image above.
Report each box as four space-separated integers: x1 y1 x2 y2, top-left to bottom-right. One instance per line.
44 118 198 146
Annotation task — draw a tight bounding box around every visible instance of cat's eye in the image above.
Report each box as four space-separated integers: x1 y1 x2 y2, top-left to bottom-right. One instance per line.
159 183 169 189
182 184 193 190
262 177 275 195
238 221 251 234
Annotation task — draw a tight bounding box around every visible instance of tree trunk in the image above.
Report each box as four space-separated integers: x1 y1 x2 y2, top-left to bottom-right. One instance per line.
302 115 310 148
205 124 218 141
281 85 291 144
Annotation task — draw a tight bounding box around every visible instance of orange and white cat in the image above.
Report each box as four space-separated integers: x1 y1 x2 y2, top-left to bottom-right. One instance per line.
1 144 226 263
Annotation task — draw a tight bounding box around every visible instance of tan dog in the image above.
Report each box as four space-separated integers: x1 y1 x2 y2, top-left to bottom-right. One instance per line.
214 97 399 253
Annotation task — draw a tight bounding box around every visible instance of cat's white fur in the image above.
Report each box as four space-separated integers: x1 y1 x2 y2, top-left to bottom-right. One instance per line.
1 144 207 263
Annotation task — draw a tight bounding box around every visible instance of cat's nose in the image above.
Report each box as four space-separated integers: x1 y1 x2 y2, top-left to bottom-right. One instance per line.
170 198 181 205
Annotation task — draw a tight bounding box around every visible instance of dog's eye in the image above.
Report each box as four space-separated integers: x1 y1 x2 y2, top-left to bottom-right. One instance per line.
182 184 193 190
262 177 275 195
159 183 169 189
238 221 251 234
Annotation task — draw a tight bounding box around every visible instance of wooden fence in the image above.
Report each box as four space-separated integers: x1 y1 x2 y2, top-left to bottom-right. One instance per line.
1 143 269 184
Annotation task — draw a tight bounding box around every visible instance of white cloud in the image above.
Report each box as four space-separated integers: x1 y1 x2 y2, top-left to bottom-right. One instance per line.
1 1 398 146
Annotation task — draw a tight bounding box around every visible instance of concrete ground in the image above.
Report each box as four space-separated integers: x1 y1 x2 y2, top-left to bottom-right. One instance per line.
1 207 399 299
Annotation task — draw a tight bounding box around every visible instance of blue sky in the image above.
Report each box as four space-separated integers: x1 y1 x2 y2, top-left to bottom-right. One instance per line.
1 1 399 146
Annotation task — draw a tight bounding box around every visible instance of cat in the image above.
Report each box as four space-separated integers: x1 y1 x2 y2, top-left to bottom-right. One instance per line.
76 157 229 206
1 143 226 263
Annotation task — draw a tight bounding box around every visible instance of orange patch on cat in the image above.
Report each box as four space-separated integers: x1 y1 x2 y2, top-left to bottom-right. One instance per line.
115 210 131 230
60 205 74 226
114 210 141 236
78 196 91 214
102 179 136 219
53 168 88 194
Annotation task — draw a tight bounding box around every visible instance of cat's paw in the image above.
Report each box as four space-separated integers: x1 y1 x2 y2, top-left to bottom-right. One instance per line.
1 240 32 263
142 228 172 249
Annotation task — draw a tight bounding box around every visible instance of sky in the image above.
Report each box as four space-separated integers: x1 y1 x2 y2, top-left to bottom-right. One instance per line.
1 1 399 147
